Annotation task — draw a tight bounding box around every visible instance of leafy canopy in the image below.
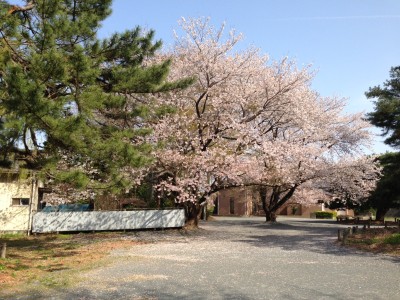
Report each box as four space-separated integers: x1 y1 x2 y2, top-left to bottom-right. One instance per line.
365 66 400 218
366 66 400 147
367 152 400 218
0 0 192 192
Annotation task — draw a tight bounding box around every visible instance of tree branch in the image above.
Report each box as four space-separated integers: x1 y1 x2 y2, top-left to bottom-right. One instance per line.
7 1 35 15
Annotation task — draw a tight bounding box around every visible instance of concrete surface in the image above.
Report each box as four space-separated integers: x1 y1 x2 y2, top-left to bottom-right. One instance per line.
13 216 400 299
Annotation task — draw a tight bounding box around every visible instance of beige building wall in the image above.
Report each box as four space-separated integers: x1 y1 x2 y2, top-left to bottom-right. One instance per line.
216 187 256 216
0 173 39 232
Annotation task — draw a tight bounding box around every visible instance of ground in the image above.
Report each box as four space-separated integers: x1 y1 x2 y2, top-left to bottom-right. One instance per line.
0 232 140 289
345 227 400 256
0 217 399 299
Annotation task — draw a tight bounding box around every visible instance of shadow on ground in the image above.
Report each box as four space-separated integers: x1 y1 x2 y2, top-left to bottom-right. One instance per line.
6 285 254 300
200 217 400 263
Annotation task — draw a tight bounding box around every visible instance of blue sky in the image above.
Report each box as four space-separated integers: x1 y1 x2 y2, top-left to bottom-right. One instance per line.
98 0 400 154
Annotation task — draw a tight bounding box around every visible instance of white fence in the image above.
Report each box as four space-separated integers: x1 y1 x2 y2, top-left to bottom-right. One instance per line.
32 209 185 233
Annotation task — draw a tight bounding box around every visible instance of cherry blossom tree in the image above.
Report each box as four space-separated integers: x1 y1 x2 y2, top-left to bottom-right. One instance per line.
236 94 380 221
151 17 379 225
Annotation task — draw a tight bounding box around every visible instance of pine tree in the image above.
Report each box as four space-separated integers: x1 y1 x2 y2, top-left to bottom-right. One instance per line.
366 66 400 147
367 152 400 220
365 67 400 219
0 0 192 194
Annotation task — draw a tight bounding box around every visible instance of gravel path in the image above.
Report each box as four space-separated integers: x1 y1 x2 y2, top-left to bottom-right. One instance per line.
15 217 400 299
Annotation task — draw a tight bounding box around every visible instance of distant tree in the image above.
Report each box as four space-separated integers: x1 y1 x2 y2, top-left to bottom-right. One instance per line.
366 66 400 147
0 0 191 197
367 152 400 220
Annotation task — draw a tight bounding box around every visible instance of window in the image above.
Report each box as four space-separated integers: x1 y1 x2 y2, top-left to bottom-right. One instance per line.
230 198 235 214
12 198 30 206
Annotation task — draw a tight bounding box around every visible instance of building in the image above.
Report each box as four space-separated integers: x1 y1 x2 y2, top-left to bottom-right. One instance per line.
0 170 42 233
213 187 256 216
214 187 333 218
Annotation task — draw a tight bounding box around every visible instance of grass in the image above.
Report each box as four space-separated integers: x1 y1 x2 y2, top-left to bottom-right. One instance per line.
55 234 73 240
345 227 400 256
0 233 26 239
0 231 141 297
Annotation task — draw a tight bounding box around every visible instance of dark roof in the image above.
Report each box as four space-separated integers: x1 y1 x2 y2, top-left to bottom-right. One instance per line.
41 204 91 212
385 208 400 218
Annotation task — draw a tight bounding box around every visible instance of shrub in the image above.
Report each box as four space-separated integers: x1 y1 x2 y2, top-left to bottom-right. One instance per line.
314 211 336 219
206 206 215 220
383 233 400 245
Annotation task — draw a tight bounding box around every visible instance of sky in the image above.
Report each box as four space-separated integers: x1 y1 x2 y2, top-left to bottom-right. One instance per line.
98 0 400 154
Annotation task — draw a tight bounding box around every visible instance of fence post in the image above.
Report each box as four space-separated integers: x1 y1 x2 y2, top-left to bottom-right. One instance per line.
341 228 351 245
353 226 358 234
342 229 348 244
0 243 6 259
368 218 371 229
338 229 343 241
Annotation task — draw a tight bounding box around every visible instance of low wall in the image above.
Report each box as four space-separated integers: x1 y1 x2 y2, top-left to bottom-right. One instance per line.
32 209 185 233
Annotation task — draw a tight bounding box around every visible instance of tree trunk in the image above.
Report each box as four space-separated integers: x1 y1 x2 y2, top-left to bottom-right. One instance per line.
265 210 277 222
260 185 299 223
0 243 6 259
376 207 389 221
260 186 277 222
184 202 201 228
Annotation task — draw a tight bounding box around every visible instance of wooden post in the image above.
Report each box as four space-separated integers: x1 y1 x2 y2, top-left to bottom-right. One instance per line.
342 229 348 244
341 228 351 245
368 218 371 229
0 243 6 259
338 229 343 241
353 226 358 234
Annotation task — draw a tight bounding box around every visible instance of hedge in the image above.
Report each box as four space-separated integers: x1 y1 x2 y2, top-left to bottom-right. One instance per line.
315 211 336 219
